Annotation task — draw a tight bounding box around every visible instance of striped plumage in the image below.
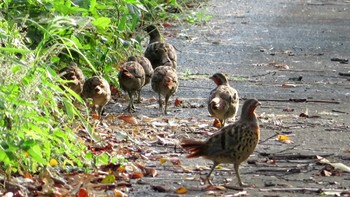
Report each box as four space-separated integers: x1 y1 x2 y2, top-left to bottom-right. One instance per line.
181 99 261 187
208 73 239 127
144 25 177 69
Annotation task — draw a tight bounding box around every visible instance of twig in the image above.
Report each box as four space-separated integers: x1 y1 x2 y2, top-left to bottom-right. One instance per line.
275 144 300 154
260 187 349 194
259 153 333 160
251 71 277 77
339 72 350 77
259 132 279 144
257 98 340 104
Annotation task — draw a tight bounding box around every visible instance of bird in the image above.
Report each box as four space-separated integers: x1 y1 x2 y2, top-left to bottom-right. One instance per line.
82 76 111 118
144 25 177 69
127 56 153 87
118 61 145 112
151 66 178 114
208 73 239 127
59 62 85 95
180 99 261 188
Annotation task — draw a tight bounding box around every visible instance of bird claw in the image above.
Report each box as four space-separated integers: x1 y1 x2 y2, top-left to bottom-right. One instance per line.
224 183 255 190
124 105 136 113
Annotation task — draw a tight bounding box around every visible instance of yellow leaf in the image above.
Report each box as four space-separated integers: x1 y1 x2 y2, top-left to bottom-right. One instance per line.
49 159 58 167
175 187 188 194
277 135 289 141
102 174 116 184
160 158 167 164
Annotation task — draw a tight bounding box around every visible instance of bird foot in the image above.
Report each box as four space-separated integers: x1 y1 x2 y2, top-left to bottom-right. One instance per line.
200 176 214 186
123 106 136 113
224 183 255 190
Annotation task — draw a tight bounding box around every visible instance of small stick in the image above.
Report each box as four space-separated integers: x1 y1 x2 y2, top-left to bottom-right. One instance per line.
257 98 340 104
259 132 279 144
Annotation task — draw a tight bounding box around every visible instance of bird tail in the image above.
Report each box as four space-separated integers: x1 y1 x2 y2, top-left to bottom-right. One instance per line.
180 139 206 158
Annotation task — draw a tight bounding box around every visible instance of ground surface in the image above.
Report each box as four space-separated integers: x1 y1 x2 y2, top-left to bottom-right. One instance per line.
106 0 350 196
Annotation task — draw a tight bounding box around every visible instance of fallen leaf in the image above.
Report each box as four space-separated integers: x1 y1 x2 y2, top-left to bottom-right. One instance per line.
169 157 181 166
329 163 350 173
113 189 128 197
160 158 167 164
281 83 296 87
213 119 221 128
174 98 182 107
91 111 100 120
101 174 116 184
77 188 89 197
269 62 290 69
205 185 227 191
321 170 332 177
163 22 172 27
118 115 138 124
175 187 188 194
129 172 144 179
277 135 289 141
134 163 158 177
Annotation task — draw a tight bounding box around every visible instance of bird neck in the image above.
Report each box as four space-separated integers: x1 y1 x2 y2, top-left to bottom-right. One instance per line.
149 29 162 44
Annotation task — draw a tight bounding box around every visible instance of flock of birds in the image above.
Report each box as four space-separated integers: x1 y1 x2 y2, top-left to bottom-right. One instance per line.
59 25 261 188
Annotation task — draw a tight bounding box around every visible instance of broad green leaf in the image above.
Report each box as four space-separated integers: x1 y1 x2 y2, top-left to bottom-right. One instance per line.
92 17 111 30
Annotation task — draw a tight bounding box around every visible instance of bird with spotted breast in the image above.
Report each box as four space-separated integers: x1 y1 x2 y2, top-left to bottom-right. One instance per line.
82 76 111 118
144 25 177 69
208 73 239 127
118 61 145 112
181 99 261 188
151 66 178 114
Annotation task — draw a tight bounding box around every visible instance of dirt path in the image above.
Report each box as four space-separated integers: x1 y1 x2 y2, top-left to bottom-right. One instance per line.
106 0 350 196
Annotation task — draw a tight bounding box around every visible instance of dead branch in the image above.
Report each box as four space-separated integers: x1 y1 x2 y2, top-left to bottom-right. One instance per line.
259 132 279 144
259 152 333 160
256 98 340 104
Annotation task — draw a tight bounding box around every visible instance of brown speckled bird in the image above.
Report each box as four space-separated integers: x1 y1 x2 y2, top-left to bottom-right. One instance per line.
181 99 261 188
208 73 239 127
144 25 177 69
118 61 145 112
82 76 111 117
151 66 178 114
127 56 153 86
59 62 85 95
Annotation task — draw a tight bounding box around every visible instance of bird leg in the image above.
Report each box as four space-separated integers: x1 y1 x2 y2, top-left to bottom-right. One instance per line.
125 91 136 112
158 93 163 111
204 161 219 185
135 90 142 103
164 95 170 114
234 163 252 188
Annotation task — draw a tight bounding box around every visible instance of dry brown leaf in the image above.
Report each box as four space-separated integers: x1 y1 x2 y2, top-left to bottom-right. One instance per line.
281 83 296 87
174 98 182 107
77 188 89 197
118 115 138 124
134 163 158 177
129 172 144 179
175 187 188 194
213 119 222 128
160 158 167 164
113 189 128 197
169 157 182 166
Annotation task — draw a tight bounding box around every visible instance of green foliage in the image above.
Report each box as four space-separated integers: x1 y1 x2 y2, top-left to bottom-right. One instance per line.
0 0 208 176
